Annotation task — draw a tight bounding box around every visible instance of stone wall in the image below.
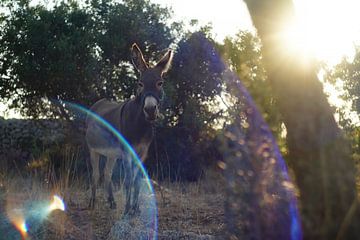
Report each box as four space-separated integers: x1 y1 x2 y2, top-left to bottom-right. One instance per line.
0 117 68 164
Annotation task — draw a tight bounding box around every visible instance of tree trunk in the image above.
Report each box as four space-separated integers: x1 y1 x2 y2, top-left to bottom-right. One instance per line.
243 0 360 239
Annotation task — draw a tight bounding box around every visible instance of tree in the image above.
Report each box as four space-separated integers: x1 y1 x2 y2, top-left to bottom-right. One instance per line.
325 47 360 117
243 0 360 239
146 31 226 180
0 0 227 181
0 0 98 118
89 0 176 100
324 47 360 187
0 0 175 118
218 31 283 142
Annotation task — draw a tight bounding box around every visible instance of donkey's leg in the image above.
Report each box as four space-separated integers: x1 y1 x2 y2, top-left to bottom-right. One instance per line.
104 157 117 209
131 169 142 215
129 146 149 215
123 157 133 216
89 150 100 209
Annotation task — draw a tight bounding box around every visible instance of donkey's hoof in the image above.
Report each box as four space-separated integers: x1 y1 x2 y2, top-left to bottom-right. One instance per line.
109 201 117 209
121 213 130 219
122 207 132 219
122 207 140 217
88 200 95 210
130 206 141 216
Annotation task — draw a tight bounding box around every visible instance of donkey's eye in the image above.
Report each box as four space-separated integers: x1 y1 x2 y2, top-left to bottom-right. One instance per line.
157 81 164 87
138 82 144 88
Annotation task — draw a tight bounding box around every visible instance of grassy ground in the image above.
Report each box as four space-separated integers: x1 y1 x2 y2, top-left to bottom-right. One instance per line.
0 172 226 240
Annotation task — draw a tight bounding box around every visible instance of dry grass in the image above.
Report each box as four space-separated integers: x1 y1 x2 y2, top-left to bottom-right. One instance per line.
156 172 226 237
0 144 228 239
0 163 226 239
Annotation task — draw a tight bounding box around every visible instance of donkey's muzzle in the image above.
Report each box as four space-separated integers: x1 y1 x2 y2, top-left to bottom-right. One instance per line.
143 96 159 121
144 105 157 120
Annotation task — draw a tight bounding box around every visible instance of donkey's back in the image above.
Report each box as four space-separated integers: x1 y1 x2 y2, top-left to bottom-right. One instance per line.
86 98 124 128
86 98 127 156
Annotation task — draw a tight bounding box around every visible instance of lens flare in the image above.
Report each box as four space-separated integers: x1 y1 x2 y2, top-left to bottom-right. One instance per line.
48 195 65 212
8 210 28 238
19 221 28 235
187 35 303 239
6 194 65 238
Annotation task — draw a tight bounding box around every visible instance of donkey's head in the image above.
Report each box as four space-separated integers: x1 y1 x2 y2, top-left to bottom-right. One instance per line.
131 43 173 122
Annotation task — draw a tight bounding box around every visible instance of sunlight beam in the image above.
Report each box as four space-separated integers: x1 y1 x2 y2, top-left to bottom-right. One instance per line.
285 0 360 64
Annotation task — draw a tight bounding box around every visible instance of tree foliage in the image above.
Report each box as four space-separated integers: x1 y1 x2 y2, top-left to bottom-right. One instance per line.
166 32 225 128
0 0 175 118
325 47 360 116
146 32 226 180
218 31 283 139
0 0 292 182
324 46 360 172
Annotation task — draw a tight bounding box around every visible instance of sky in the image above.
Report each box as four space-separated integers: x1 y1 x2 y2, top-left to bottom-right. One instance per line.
151 0 254 41
151 0 360 64
291 0 360 64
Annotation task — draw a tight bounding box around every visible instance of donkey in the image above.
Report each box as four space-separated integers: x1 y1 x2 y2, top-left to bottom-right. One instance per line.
85 43 173 215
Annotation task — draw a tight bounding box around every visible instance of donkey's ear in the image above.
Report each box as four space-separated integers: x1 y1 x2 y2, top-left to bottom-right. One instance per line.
131 43 148 73
155 50 173 75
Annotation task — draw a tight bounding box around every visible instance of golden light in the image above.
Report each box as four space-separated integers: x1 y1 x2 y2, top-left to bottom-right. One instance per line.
279 0 360 124
6 194 65 239
19 221 28 236
283 0 360 64
7 210 28 238
48 195 65 212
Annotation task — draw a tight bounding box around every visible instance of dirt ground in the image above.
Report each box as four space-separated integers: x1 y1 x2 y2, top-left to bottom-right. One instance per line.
1 178 226 240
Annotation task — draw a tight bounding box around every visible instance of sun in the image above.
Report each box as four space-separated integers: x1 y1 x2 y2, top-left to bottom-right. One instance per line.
283 0 360 64
281 0 360 124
